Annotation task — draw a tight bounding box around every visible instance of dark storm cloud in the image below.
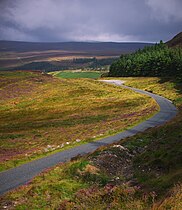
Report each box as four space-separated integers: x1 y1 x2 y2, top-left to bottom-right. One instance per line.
0 0 181 42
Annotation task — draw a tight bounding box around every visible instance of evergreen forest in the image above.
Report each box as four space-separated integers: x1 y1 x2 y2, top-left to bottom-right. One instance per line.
109 41 182 78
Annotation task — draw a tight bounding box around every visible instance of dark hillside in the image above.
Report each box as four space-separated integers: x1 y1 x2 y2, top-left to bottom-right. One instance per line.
166 32 182 48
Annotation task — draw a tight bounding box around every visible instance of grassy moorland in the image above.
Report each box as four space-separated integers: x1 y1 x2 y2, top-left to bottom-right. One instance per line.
0 76 181 209
0 71 157 172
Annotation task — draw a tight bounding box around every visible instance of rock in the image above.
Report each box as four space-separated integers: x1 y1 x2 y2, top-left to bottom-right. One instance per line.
113 145 129 151
76 139 81 142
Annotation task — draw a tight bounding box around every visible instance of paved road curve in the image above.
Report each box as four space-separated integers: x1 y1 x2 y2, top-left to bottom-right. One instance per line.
0 80 177 195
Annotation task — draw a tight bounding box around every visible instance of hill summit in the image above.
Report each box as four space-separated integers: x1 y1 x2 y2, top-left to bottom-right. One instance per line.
166 32 182 48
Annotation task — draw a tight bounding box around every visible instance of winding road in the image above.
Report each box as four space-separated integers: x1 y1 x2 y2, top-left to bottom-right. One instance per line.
0 80 177 195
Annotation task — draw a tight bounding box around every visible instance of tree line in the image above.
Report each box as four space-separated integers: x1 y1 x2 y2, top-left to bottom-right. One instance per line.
10 57 118 72
109 41 182 78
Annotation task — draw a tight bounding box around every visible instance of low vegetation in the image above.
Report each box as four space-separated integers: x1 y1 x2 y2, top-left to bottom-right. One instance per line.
109 41 182 78
0 158 151 209
0 71 157 171
0 76 181 209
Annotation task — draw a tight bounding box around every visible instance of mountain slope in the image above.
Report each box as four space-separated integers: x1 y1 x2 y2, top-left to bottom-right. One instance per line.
166 32 182 48
0 41 154 70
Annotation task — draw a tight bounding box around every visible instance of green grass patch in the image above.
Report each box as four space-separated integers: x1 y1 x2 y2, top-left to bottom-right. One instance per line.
0 159 110 209
54 71 102 79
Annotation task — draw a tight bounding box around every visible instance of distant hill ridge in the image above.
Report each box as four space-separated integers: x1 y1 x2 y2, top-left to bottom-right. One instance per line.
166 32 182 48
0 40 153 53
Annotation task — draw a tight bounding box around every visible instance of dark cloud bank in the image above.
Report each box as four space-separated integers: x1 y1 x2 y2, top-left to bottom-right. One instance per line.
0 0 181 42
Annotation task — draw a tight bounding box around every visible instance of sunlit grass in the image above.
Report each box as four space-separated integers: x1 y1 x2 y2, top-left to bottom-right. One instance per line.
103 77 182 105
0 76 181 209
0 71 158 171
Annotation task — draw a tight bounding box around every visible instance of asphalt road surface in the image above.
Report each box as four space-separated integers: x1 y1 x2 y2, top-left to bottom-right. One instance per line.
0 80 177 195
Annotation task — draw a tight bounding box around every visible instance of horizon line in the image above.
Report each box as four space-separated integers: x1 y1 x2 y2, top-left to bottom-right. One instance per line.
0 39 157 44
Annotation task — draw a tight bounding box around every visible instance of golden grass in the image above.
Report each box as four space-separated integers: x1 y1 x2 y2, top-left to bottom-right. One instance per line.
0 71 158 171
0 76 181 210
103 77 181 105
152 183 182 210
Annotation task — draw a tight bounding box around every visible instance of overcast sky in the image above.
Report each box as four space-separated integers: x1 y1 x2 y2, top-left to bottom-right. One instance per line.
0 0 181 43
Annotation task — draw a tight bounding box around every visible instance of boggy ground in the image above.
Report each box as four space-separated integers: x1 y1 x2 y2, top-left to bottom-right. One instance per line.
0 76 181 209
0 71 157 171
